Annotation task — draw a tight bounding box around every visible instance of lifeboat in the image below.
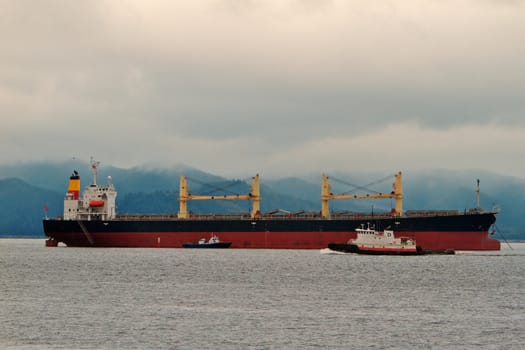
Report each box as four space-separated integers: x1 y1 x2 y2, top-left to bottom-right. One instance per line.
89 199 105 207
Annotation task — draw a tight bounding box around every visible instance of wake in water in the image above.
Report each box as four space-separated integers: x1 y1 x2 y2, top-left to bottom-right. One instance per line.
319 248 347 255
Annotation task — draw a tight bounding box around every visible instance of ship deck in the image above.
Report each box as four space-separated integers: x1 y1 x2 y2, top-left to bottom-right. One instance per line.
110 209 495 221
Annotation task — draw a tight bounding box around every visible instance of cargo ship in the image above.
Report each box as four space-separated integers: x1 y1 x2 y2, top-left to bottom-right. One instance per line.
43 160 500 250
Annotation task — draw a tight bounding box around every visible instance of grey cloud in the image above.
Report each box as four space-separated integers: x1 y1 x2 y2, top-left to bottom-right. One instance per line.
1 1 524 174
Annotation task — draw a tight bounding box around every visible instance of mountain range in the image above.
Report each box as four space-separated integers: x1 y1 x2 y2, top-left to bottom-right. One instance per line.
0 161 523 240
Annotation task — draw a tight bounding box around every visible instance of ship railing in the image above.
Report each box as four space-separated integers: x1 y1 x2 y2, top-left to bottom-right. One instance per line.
115 212 398 221
114 209 487 221
116 214 180 220
405 210 463 217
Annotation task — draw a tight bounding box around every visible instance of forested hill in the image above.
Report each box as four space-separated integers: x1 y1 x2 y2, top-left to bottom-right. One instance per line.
0 162 523 240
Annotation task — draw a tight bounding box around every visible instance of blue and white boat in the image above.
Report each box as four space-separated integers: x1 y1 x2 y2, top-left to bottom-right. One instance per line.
182 234 232 248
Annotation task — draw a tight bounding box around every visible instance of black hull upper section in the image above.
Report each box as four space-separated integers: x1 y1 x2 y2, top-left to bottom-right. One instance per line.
43 211 497 233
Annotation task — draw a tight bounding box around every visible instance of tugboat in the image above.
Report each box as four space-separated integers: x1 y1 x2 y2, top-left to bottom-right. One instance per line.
182 234 232 249
328 224 428 255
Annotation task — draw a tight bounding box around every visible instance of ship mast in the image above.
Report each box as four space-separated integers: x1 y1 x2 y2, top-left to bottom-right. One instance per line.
90 157 100 186
476 179 480 210
178 174 261 219
321 171 403 219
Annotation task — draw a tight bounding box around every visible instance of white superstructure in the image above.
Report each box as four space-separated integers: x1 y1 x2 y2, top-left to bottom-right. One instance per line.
63 159 117 221
349 224 417 249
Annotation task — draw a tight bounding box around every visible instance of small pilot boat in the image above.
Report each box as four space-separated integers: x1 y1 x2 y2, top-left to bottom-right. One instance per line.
182 234 232 248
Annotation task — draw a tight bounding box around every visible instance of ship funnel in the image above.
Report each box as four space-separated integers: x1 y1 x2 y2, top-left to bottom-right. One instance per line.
67 170 80 199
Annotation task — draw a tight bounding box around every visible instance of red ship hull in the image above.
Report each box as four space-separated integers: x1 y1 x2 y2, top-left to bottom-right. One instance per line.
45 229 500 250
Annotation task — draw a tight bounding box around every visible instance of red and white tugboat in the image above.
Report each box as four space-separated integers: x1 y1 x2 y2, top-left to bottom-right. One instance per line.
328 224 425 255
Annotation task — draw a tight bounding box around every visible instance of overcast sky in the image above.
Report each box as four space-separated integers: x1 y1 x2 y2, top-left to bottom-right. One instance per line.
1 0 524 178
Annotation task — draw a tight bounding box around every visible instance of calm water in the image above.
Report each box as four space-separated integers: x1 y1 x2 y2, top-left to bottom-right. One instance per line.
1 239 524 350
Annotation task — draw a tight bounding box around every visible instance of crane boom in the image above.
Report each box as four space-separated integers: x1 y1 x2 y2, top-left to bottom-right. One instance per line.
178 175 260 219
321 172 403 219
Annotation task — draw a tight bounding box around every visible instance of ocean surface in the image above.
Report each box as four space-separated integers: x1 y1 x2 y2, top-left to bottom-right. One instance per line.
1 239 524 350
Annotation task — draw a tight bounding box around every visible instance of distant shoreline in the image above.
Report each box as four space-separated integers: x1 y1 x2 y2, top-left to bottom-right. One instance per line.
0 235 46 239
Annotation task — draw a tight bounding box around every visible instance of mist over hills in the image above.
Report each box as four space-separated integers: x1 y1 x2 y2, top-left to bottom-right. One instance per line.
0 161 523 240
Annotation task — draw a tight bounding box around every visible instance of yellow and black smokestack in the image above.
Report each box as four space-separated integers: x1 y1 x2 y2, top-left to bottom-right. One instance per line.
67 170 80 199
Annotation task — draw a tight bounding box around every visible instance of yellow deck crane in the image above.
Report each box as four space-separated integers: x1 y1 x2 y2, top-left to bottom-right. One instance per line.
321 171 403 219
178 175 260 219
